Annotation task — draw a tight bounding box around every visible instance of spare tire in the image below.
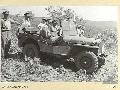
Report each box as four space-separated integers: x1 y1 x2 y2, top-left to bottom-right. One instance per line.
74 51 98 74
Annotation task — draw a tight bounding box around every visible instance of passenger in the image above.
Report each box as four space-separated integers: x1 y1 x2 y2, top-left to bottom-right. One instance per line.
76 25 85 37
51 20 62 36
38 18 51 39
38 18 47 30
45 20 63 45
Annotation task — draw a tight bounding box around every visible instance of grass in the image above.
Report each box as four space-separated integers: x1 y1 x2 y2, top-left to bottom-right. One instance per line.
1 53 118 82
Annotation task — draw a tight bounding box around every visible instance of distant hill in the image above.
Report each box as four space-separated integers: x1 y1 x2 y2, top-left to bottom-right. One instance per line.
85 20 116 29
83 20 117 37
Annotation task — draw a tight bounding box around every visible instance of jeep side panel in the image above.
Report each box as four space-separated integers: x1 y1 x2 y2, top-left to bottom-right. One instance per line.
38 41 71 55
68 44 99 56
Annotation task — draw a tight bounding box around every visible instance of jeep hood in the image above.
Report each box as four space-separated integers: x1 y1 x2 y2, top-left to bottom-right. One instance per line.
63 35 101 45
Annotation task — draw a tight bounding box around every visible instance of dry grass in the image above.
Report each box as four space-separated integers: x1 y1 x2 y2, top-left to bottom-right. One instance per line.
1 53 118 83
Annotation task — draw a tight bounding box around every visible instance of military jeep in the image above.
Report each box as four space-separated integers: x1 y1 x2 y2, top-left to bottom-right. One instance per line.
17 19 105 74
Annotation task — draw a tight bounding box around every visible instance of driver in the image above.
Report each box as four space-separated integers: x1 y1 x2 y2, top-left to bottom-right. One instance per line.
22 11 32 27
19 11 33 33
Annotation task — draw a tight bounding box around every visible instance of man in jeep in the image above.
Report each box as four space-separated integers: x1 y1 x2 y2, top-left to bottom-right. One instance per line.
45 20 63 45
76 25 85 37
19 11 33 33
37 18 51 38
37 19 63 45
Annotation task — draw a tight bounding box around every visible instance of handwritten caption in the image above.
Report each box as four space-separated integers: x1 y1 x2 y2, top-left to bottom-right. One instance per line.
1 85 29 89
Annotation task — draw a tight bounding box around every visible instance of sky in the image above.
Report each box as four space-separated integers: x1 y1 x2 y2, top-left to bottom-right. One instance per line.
0 6 118 21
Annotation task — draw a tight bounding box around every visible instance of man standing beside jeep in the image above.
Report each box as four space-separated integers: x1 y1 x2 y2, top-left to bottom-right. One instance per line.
1 9 20 58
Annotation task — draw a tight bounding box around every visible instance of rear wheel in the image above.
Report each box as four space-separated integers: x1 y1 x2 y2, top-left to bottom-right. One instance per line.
74 51 98 74
23 44 40 74
23 44 40 61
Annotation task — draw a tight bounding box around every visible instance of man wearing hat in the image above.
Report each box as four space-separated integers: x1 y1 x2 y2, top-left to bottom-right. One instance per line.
37 17 51 38
38 17 47 31
18 11 33 34
1 10 20 58
22 11 32 27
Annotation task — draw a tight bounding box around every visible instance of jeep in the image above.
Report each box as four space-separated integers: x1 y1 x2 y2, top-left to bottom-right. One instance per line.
17 18 105 74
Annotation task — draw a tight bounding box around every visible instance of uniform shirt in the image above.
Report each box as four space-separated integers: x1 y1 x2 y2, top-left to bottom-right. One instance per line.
38 23 51 38
1 18 17 30
21 19 31 27
1 18 18 46
18 19 31 33
38 23 48 30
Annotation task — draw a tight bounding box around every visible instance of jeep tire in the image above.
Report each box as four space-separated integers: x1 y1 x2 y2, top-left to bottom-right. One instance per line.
75 51 98 74
23 44 40 59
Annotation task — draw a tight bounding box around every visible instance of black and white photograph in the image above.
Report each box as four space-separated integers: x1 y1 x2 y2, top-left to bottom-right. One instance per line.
0 6 118 83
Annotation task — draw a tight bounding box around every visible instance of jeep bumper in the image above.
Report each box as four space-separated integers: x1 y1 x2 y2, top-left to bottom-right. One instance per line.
98 54 106 68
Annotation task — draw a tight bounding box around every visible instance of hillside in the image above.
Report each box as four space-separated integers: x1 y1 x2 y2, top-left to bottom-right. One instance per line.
1 15 118 83
83 20 117 37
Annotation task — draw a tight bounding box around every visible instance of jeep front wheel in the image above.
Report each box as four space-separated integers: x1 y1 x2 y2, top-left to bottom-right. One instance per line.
74 51 98 74
23 44 40 59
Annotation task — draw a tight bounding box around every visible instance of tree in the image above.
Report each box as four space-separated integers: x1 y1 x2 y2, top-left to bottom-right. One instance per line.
45 6 63 26
45 6 63 19
45 6 85 27
63 8 75 20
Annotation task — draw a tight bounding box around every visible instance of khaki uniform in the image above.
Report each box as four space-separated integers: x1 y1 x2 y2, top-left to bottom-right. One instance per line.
22 19 31 27
1 18 17 56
